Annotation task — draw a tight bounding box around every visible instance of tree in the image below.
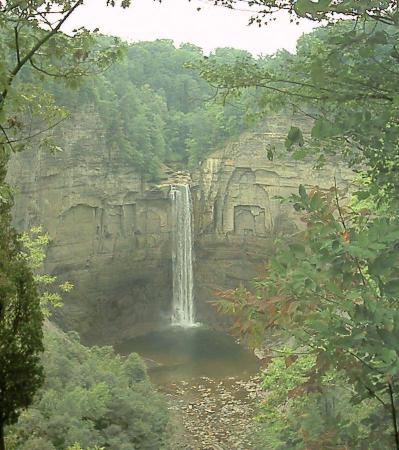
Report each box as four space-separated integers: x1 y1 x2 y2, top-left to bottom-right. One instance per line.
18 226 73 317
209 0 398 24
0 0 128 154
0 3 129 449
48 39 256 175
218 184 399 447
6 327 169 450
197 19 399 206
0 191 43 450
203 3 399 448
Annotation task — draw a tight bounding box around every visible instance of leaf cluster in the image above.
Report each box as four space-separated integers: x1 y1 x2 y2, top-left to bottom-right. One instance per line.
6 327 170 450
0 1 127 157
0 178 44 429
18 226 73 317
198 20 399 205
255 351 388 449
209 0 399 25
43 41 259 178
218 184 399 446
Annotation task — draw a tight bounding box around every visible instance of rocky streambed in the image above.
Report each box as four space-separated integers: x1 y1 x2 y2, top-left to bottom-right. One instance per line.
163 375 263 450
116 326 263 448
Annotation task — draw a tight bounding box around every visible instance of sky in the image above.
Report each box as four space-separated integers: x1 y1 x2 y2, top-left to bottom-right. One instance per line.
65 0 315 56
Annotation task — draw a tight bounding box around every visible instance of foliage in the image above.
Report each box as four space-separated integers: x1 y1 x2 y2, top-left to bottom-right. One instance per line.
202 16 399 446
66 445 103 450
0 1 128 156
209 0 398 24
255 348 388 449
0 182 43 448
1 9 258 178
44 40 257 177
6 326 169 450
0 3 129 449
200 7 399 446
217 183 399 447
4 226 166 450
197 19 399 205
18 226 73 317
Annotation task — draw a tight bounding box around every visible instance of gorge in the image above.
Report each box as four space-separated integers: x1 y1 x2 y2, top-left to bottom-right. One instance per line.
6 113 352 344
5 114 353 449
2 7 398 448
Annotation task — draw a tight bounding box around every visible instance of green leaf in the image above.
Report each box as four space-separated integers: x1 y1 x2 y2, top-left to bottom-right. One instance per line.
310 61 325 83
299 184 307 201
311 118 337 139
381 348 397 364
384 279 399 297
367 31 387 45
310 192 322 210
294 0 329 17
369 253 399 277
285 126 304 150
289 243 306 256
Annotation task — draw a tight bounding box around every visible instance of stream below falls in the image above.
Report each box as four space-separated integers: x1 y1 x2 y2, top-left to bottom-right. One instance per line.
115 326 262 449
115 325 260 384
114 181 263 448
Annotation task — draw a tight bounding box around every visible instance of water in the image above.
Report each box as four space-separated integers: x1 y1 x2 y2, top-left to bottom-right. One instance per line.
170 184 195 326
115 326 260 384
116 185 260 389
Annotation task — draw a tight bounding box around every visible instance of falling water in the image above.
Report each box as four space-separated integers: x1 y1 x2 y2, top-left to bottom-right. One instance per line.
170 184 195 326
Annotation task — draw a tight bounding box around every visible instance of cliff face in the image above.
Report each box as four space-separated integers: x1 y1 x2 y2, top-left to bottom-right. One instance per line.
7 113 352 341
7 110 173 343
192 117 352 325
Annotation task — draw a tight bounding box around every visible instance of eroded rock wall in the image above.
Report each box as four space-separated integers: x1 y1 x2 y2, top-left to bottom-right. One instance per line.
7 110 173 343
7 112 353 339
192 116 352 325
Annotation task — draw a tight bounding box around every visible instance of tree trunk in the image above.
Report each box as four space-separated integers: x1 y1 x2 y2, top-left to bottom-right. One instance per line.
388 382 399 450
0 422 5 450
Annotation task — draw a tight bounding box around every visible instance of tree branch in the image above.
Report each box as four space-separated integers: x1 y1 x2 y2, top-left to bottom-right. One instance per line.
0 0 83 110
0 124 15 152
333 177 369 288
0 116 68 146
14 26 21 66
388 380 399 450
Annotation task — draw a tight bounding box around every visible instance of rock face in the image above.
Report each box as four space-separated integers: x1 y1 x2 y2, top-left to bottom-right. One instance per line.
7 110 173 343
7 113 352 340
192 116 352 325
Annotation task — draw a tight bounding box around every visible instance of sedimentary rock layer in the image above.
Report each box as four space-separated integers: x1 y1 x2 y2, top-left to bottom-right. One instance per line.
7 113 352 340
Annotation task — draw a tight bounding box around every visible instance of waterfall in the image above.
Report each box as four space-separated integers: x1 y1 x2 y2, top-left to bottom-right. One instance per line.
170 184 195 326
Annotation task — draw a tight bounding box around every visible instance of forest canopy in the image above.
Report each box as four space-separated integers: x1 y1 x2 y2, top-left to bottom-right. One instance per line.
6 325 170 450
42 39 258 178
